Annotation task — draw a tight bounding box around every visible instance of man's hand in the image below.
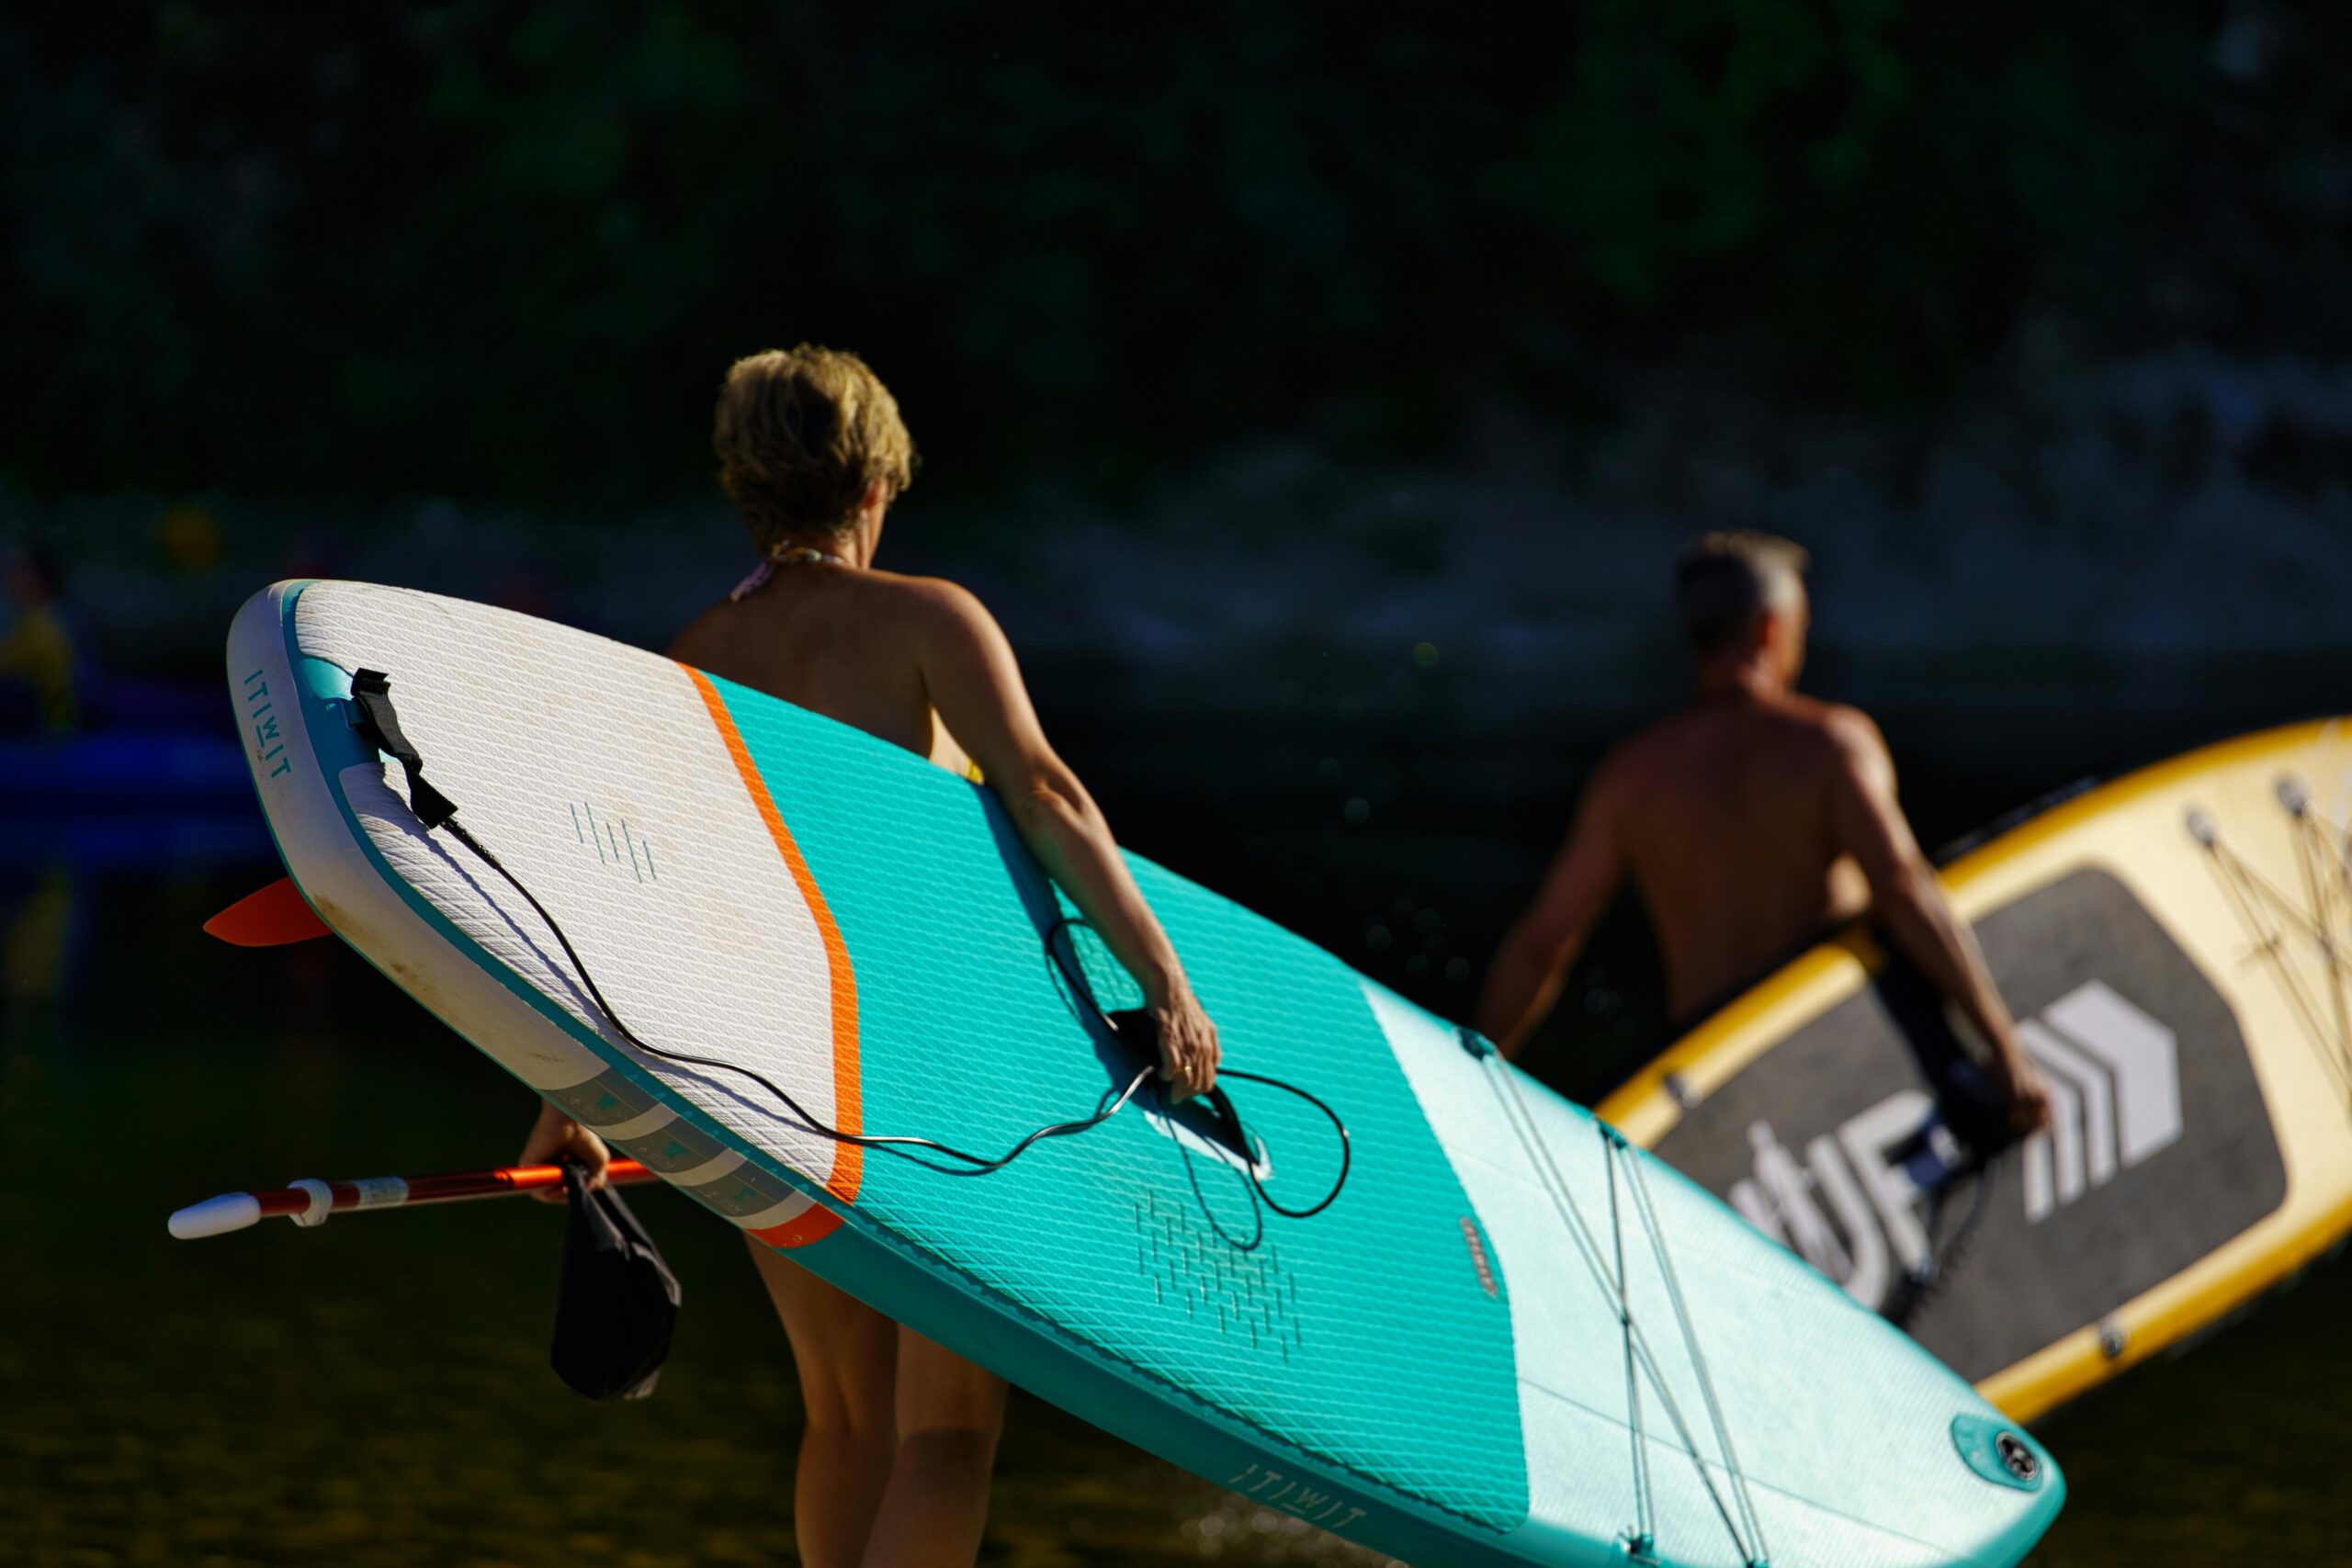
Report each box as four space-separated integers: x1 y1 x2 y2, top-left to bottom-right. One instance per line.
1150 986 1221 1102
1990 1050 2054 1137
519 1099 610 1203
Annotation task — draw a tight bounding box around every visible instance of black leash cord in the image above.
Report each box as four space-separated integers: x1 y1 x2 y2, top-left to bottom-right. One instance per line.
439 817 1156 1173
1216 1068 1351 1219
1883 1151 2002 1328
349 665 1351 1207
1042 917 1352 1219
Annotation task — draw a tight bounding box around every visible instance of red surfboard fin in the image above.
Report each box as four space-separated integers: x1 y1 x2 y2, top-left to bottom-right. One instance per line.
204 877 333 946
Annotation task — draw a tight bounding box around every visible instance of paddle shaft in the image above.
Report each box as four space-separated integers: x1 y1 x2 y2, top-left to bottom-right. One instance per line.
169 1159 655 1239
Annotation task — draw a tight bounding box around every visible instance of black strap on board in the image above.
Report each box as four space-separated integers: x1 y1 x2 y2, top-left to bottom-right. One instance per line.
347 668 459 829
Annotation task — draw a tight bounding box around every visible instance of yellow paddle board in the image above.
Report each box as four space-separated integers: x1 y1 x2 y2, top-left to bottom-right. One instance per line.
1599 719 2352 1423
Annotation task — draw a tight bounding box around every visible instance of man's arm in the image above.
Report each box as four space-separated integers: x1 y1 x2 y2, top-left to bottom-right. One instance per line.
1476 764 1626 1058
1825 711 2052 1134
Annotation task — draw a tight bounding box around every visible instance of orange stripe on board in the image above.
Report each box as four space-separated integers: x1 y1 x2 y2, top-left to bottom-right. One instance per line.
684 666 863 1244
750 1201 847 1249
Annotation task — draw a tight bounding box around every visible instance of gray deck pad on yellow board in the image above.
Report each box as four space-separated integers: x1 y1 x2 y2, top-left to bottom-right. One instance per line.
1607 719 2352 1424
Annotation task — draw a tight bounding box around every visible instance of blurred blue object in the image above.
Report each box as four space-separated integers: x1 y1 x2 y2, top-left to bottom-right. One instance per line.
0 811 269 870
93 677 236 733
0 731 251 806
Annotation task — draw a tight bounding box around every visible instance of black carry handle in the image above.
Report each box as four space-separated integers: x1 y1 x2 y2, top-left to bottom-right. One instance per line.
1104 1007 1255 1167
347 669 460 829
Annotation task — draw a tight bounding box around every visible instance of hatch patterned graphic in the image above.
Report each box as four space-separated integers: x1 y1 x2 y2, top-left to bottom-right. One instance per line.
1654 868 2286 1382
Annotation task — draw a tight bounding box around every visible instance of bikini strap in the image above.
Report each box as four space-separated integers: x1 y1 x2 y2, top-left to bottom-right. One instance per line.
727 558 776 603
729 542 850 603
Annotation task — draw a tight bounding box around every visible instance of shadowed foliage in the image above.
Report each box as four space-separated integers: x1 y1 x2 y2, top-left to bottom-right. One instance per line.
5 4 2347 502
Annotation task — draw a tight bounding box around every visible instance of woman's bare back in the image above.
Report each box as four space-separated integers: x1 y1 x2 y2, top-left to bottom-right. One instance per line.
668 565 973 776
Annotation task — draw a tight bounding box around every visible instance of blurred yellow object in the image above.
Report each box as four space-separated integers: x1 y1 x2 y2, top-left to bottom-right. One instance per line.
158 503 224 573
1602 718 2352 1426
0 604 77 731
3 866 74 1005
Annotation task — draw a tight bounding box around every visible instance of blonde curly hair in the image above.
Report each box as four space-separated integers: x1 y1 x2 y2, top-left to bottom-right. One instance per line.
713 345 918 551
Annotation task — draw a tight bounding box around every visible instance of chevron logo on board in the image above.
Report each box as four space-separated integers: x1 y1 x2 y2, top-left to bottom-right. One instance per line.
1726 980 2186 1308
2017 981 2184 1224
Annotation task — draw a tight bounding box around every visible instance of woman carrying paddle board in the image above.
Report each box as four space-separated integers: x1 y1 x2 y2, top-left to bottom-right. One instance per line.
519 344 1222 1568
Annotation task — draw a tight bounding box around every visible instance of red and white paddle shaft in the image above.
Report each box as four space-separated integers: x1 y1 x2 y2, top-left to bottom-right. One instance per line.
167 1159 655 1240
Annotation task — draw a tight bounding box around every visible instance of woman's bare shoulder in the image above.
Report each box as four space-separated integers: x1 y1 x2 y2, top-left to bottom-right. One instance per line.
859 568 988 615
663 597 737 660
850 570 1006 656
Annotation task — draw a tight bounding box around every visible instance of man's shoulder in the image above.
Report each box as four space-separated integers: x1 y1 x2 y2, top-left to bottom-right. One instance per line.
1789 695 1883 754
1591 720 1689 799
1625 694 1885 769
1601 721 1675 774
1724 691 1880 751
1768 697 1894 795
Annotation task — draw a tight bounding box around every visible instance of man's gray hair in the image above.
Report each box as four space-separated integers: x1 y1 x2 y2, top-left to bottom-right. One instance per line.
1675 532 1810 657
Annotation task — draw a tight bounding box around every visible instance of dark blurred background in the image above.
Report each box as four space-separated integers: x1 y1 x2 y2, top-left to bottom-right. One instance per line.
7 4 2351 1080
4 7 2350 1563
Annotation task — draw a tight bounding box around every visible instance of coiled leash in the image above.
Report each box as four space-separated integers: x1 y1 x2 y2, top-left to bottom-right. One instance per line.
1876 1061 2018 1330
1046 917 1351 1222
345 669 1351 1206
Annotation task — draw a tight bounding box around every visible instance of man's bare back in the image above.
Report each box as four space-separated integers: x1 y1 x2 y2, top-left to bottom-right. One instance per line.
1598 693 1871 1021
1476 531 2051 1134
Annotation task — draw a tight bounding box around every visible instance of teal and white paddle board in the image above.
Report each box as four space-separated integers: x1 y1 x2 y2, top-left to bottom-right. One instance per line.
228 581 2063 1567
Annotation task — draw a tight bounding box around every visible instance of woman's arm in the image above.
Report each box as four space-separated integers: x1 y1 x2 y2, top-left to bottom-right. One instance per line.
909 581 1219 1100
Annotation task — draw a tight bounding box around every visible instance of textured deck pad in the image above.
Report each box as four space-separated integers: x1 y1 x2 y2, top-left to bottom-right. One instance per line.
1654 869 2284 1381
288 583 1525 1531
237 581 2064 1566
296 584 854 1236
688 673 1530 1529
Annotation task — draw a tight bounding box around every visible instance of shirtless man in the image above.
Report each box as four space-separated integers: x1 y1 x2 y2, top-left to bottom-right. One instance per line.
1476 532 2051 1134
519 345 1221 1568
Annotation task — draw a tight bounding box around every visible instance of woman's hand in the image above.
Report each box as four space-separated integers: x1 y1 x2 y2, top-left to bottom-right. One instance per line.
1151 986 1220 1103
519 1100 610 1203
909 581 1222 1104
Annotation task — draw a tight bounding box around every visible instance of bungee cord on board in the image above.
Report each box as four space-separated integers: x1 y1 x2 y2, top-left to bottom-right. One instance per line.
2190 777 2352 1108
1461 1029 1771 1568
345 668 1353 1210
